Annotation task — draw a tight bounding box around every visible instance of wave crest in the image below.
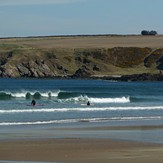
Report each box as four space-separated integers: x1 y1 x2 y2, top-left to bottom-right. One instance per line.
1 106 163 114
0 116 163 126
57 95 130 103
0 90 60 100
0 91 130 104
88 96 130 103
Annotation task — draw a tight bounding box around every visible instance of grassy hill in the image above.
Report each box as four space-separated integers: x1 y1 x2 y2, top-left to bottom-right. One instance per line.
0 35 163 78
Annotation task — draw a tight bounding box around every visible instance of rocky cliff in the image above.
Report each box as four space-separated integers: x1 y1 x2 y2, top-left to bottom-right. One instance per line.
0 44 163 78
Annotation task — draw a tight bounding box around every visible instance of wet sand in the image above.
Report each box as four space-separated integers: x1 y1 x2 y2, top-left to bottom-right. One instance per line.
1 125 163 163
0 139 163 163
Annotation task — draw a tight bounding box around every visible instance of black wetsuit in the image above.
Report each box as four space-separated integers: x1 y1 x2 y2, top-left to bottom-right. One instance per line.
31 100 36 106
87 101 90 106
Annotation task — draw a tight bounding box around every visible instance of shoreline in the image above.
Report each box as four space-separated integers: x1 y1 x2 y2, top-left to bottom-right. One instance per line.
1 72 163 81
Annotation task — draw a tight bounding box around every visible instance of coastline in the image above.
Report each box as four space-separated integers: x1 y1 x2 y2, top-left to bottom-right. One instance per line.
2 72 163 81
1 35 163 79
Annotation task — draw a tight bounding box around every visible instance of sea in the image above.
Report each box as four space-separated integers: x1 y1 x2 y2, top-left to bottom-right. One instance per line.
1 78 163 143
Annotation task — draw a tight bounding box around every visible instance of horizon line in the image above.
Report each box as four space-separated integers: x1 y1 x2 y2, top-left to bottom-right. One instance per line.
1 33 160 39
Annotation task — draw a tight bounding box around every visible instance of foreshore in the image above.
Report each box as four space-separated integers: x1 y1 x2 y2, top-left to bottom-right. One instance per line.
1 125 163 163
1 138 163 163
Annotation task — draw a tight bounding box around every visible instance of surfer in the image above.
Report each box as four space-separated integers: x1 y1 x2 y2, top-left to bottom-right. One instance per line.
31 100 36 106
87 101 90 106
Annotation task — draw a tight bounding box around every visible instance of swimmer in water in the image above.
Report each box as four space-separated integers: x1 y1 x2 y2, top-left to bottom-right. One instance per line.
31 100 36 106
87 101 90 106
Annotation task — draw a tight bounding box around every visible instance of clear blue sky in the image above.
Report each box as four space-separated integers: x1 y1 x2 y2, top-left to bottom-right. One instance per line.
0 0 162 37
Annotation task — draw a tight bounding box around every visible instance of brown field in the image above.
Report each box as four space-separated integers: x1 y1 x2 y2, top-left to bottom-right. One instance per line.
1 35 163 49
0 35 162 77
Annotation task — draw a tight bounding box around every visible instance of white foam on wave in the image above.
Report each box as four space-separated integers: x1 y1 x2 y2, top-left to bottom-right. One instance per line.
1 90 130 104
88 96 130 103
9 90 60 98
40 91 60 97
63 96 130 103
0 119 80 126
0 116 163 126
1 106 163 114
11 92 27 98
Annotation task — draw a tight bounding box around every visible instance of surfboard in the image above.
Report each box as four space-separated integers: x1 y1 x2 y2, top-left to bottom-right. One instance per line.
81 104 94 106
26 104 45 106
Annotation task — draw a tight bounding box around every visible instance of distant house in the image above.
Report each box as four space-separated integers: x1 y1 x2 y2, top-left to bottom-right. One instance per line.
141 30 157 36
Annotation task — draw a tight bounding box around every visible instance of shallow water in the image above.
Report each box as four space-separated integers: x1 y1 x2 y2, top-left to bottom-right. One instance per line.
1 79 163 143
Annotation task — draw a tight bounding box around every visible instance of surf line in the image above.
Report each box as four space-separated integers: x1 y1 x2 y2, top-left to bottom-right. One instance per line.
1 106 163 114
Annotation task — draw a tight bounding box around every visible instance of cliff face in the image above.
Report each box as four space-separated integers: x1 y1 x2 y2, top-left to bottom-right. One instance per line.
0 45 163 78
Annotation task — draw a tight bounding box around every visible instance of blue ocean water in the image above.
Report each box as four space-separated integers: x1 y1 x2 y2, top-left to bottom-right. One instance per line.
0 78 163 127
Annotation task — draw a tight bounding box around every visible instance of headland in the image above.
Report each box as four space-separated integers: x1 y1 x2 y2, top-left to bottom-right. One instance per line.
1 35 163 80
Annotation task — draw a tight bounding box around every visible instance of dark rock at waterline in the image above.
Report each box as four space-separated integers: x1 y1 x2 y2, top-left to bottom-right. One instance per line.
120 73 163 81
100 73 163 81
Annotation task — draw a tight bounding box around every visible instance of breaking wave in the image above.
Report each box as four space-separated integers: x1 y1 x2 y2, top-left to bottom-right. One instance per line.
0 116 163 126
0 90 60 100
1 106 163 114
59 96 130 103
0 90 130 104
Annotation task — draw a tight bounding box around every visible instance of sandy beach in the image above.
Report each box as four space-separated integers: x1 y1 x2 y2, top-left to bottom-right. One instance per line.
0 138 163 163
1 125 163 163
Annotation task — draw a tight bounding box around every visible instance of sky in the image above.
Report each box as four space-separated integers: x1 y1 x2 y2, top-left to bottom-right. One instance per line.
0 0 162 37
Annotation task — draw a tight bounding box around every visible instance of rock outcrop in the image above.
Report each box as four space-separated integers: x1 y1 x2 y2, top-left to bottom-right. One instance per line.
1 45 163 79
72 65 92 78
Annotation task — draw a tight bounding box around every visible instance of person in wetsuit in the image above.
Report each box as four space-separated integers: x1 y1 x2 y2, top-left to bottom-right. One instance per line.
31 100 36 106
87 101 90 106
